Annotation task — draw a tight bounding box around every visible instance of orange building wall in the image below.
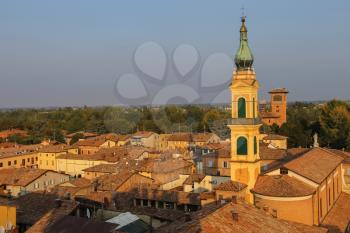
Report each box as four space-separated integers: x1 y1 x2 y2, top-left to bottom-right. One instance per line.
254 195 314 226
270 93 288 126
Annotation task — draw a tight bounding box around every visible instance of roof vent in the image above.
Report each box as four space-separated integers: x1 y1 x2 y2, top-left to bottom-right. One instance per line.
263 206 269 212
184 213 191 222
55 198 62 208
231 210 238 222
231 195 237 204
272 209 277 218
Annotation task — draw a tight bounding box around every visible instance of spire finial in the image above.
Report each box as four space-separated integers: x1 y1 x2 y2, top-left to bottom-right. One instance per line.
234 15 254 70
241 6 245 18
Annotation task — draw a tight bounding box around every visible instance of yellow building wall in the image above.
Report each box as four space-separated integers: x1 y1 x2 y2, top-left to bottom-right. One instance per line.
0 153 38 170
56 158 112 177
38 151 67 171
0 205 16 230
342 163 350 194
254 195 314 226
229 125 261 204
167 141 189 150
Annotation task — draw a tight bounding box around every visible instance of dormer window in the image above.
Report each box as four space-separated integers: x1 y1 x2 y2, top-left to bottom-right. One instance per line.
280 168 288 174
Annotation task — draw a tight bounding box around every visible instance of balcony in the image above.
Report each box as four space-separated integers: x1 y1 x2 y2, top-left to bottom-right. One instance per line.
227 118 262 125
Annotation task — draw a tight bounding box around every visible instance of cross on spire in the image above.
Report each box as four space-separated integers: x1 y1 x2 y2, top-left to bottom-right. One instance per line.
241 6 245 17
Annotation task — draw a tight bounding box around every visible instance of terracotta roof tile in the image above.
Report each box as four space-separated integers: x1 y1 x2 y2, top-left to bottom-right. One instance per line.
75 139 106 147
39 145 68 153
11 192 75 226
197 143 228 150
60 178 91 188
167 133 192 142
134 189 201 205
251 175 316 197
57 147 147 163
322 192 350 233
214 180 247 192
183 174 206 185
138 158 193 173
284 147 344 184
0 168 49 186
26 199 76 233
259 143 287 160
66 132 98 138
40 215 119 233
192 133 217 142
156 201 327 233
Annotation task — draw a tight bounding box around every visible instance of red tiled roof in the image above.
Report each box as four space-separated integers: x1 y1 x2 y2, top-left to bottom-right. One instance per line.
93 170 136 191
60 178 91 188
251 175 316 197
156 201 327 233
134 189 201 205
40 215 119 233
259 143 287 160
322 192 350 233
11 192 75 226
214 180 247 192
57 147 147 163
197 143 228 150
74 139 106 147
82 164 118 173
0 168 52 186
26 199 76 233
39 145 68 153
183 174 206 185
263 134 288 140
192 133 217 142
284 147 344 184
66 132 98 138
138 158 193 173
167 133 192 142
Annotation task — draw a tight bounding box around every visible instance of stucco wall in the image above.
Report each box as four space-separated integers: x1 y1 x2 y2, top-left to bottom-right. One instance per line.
254 194 314 226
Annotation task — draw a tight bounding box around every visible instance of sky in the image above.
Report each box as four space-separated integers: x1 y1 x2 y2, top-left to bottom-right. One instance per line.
0 0 349 108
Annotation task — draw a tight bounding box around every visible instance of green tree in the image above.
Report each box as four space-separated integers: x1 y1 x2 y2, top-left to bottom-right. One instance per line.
320 100 350 150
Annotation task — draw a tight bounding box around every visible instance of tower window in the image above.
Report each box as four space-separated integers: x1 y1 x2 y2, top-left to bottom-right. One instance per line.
238 98 246 118
254 136 258 155
280 168 288 174
237 137 248 155
273 95 283 102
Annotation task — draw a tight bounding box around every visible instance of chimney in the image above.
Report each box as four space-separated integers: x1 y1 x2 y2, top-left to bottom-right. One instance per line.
263 206 269 212
313 133 319 148
271 209 277 218
184 213 191 222
231 210 238 222
231 195 237 204
55 198 62 208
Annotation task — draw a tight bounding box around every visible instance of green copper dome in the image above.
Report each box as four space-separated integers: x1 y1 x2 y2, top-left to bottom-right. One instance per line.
234 16 254 70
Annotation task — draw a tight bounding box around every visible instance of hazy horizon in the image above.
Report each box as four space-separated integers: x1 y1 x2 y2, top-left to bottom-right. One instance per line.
1 0 349 108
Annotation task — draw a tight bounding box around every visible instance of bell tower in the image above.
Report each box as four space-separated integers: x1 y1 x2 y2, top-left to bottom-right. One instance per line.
228 16 261 203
